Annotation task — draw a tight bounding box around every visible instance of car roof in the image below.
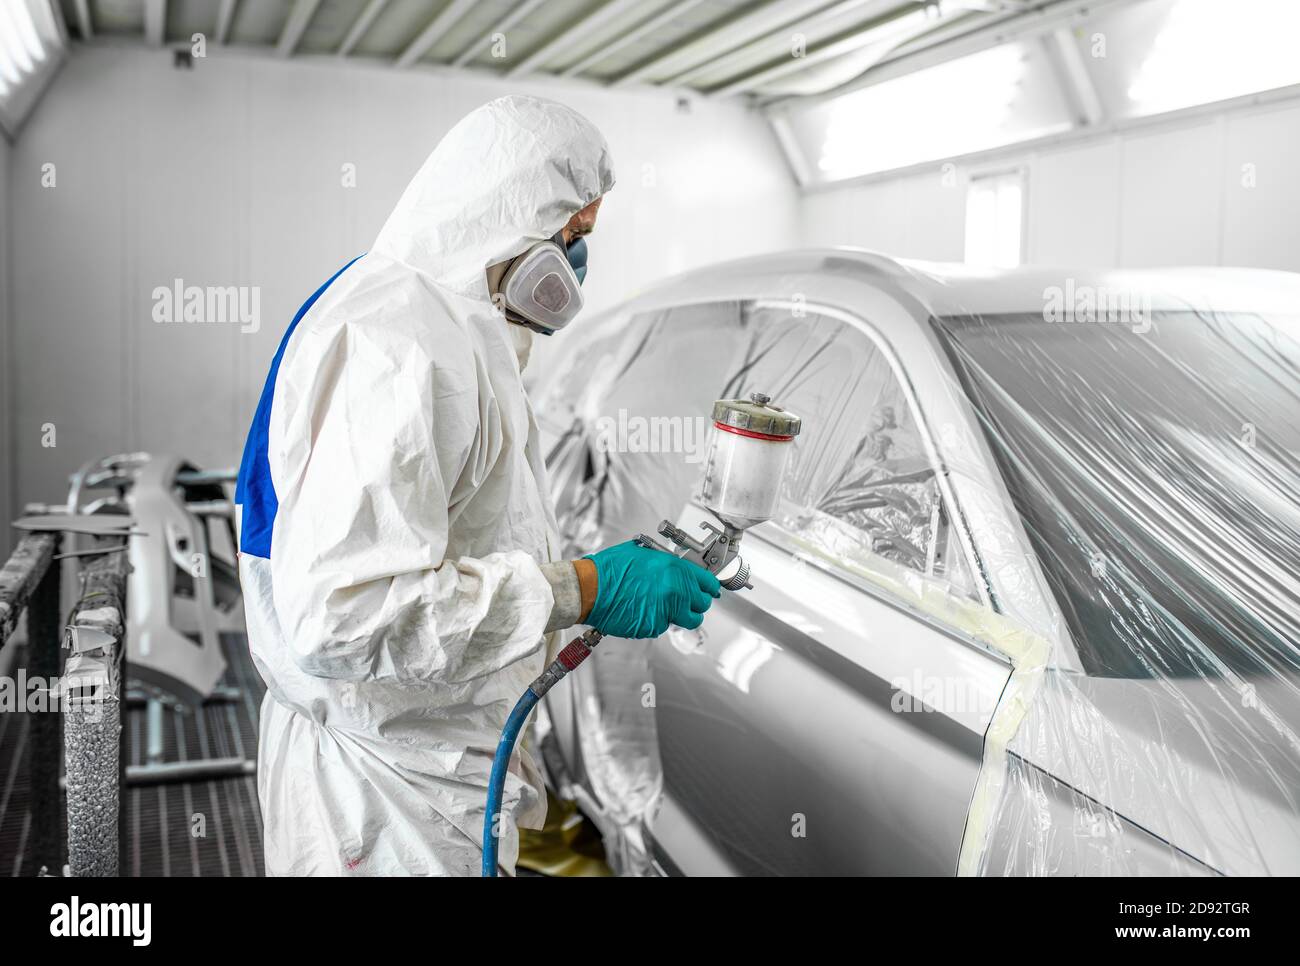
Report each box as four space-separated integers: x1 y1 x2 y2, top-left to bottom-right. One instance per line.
625 247 1300 321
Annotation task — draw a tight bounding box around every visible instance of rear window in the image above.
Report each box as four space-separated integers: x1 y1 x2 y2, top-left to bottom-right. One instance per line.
934 310 1300 679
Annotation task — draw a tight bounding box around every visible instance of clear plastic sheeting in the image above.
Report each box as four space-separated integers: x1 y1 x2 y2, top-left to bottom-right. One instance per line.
539 301 958 590
537 263 1300 876
538 302 746 845
933 306 1300 876
538 298 981 847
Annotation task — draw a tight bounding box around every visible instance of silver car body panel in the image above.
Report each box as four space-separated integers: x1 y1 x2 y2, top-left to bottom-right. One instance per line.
538 248 1300 876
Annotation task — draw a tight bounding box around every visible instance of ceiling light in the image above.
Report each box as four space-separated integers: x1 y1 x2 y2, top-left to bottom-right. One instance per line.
1128 0 1300 115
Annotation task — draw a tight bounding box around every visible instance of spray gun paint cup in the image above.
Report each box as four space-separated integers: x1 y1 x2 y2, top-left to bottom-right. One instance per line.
701 392 803 531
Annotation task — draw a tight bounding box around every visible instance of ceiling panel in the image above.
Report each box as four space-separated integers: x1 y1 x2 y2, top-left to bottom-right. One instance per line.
459 0 598 71
529 0 684 74
93 0 147 36
58 0 79 35
421 0 523 64
577 0 753 80
228 0 293 46
296 0 380 55
682 1 925 90
350 0 443 58
164 0 223 44
53 0 1141 113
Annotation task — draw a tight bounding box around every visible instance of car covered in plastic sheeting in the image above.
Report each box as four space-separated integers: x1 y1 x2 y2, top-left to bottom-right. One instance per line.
530 249 1300 877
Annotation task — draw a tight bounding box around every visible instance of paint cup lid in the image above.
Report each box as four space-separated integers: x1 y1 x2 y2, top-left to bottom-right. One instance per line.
711 392 802 438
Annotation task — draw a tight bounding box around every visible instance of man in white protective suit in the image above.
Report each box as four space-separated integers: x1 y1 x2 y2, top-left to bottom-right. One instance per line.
235 95 721 876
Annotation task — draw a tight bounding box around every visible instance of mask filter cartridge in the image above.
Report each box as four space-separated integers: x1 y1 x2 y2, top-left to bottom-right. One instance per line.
499 240 584 334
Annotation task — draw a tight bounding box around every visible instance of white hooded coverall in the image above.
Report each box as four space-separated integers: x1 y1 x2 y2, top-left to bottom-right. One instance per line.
235 95 615 875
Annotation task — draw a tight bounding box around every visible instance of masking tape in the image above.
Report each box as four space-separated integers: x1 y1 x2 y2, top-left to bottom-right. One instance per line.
780 528 1052 876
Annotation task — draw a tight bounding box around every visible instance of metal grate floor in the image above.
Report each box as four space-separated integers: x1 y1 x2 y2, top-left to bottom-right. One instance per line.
0 689 67 876
1 631 266 877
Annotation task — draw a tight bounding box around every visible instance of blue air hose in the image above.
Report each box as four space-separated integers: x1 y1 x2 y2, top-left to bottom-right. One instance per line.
480 528 745 875
482 628 603 877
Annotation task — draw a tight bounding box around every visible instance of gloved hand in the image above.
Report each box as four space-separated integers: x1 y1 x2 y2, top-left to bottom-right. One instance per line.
583 540 722 639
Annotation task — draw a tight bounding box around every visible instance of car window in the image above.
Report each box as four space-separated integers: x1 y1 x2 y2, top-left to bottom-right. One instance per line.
731 302 979 602
541 298 979 607
540 301 748 552
934 309 1300 678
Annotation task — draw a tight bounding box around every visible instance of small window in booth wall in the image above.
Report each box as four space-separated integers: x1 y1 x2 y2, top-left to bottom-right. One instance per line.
964 170 1025 269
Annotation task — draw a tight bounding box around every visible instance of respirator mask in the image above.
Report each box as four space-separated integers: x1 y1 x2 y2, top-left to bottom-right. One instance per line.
498 230 588 336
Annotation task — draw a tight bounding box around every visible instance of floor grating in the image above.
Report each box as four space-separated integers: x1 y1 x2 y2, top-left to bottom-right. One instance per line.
0 631 266 877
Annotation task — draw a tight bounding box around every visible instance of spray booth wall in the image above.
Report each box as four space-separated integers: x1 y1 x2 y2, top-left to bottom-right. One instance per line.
4 45 798 525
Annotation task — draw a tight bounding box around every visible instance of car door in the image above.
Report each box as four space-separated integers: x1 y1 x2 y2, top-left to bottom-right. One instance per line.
537 301 753 863
641 300 1014 875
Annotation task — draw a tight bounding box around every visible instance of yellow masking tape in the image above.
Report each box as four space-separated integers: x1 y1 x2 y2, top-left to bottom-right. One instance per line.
779 528 1053 876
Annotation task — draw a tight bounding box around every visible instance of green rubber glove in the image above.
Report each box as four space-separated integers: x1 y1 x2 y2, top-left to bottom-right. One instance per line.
584 540 722 639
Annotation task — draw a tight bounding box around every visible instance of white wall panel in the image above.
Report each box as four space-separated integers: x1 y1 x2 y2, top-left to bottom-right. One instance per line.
801 99 1300 276
10 52 132 527
800 169 965 261
1116 121 1221 267
1025 139 1122 266
1221 102 1300 272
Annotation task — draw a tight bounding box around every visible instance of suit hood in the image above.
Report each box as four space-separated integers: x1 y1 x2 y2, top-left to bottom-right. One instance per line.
372 94 615 301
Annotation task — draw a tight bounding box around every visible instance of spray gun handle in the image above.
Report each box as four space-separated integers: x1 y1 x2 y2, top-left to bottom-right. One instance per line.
530 526 748 702
656 519 753 591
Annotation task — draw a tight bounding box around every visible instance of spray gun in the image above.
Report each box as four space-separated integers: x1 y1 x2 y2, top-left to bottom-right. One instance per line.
482 392 802 876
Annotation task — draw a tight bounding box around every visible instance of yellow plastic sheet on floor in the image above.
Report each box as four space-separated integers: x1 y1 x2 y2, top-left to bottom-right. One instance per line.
517 789 612 877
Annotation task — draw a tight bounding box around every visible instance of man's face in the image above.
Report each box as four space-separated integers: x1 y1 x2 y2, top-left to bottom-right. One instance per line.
562 196 603 244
